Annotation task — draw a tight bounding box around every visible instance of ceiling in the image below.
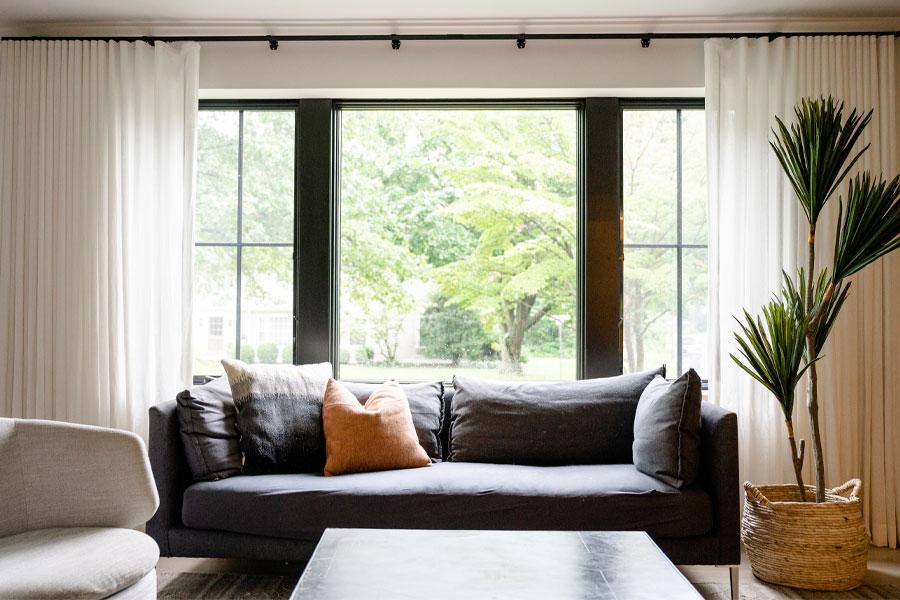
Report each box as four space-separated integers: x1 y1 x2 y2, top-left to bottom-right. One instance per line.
2 0 900 33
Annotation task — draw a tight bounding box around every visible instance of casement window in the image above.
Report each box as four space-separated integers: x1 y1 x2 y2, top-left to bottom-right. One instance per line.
337 105 579 381
192 104 297 376
191 99 706 382
622 103 707 377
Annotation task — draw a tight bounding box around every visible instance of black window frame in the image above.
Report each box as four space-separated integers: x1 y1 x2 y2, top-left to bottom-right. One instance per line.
193 97 704 383
194 100 300 384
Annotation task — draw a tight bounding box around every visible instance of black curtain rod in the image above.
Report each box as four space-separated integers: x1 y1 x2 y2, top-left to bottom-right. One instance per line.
3 31 900 46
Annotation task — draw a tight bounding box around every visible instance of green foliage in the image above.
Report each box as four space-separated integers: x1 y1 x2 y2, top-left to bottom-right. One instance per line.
419 299 493 364
256 342 279 363
340 110 577 374
832 173 900 283
524 317 575 356
731 290 816 420
780 269 849 356
770 96 871 224
240 343 256 363
739 95 900 501
355 346 374 363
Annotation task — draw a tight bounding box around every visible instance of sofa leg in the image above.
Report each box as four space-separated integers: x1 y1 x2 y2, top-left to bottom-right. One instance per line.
728 565 739 600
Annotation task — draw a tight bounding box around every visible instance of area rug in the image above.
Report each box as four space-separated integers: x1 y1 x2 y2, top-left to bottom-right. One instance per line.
158 572 900 600
157 572 299 599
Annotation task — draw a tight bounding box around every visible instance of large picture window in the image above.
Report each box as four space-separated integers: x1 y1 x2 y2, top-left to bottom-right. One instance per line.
192 106 296 376
622 105 707 377
190 99 707 382
337 106 579 381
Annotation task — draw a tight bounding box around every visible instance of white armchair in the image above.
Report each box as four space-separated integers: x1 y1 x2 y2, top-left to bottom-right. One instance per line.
0 418 160 599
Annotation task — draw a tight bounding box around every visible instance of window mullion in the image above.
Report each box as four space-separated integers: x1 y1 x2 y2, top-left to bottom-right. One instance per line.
235 109 244 361
675 108 683 376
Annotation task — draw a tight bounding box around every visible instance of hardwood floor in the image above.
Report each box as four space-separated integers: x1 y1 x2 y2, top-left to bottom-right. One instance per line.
679 547 900 599
157 547 900 599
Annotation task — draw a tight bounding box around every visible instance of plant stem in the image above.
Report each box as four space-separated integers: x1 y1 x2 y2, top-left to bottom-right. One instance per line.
785 419 807 501
806 223 826 502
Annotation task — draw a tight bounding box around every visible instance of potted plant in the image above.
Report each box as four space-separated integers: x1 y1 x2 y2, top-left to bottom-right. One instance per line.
731 96 900 591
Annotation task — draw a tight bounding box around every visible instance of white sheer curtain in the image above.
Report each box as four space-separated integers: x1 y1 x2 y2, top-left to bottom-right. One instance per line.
706 35 899 547
0 40 199 438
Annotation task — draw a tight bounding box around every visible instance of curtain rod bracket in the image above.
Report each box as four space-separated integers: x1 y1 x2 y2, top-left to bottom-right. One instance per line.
391 35 401 50
640 37 651 48
517 34 526 49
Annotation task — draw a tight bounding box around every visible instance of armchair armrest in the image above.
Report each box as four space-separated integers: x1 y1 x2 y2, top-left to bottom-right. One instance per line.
698 401 740 565
6 418 159 531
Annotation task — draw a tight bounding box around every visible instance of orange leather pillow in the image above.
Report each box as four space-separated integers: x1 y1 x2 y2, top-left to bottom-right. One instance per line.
323 379 432 476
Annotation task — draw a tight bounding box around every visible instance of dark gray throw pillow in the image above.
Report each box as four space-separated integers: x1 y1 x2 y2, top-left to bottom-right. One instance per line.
449 368 664 465
222 359 332 475
176 376 243 482
632 369 702 488
340 381 444 461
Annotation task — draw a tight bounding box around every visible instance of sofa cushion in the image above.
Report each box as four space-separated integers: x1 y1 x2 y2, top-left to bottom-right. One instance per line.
182 462 712 540
176 376 242 482
449 368 664 465
341 381 443 461
0 527 159 600
222 359 332 474
633 370 703 488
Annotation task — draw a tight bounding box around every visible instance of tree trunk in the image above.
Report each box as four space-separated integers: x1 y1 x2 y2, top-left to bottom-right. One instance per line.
785 418 808 501
500 303 526 375
806 224 827 503
498 296 549 375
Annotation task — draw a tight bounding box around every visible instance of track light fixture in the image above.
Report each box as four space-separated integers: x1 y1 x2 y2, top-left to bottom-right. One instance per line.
391 35 401 50
517 35 526 49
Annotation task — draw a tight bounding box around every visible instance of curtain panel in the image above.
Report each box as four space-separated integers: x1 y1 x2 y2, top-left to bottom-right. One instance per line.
705 35 899 547
0 40 199 437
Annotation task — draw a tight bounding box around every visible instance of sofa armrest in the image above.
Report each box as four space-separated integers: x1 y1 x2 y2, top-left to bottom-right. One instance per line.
698 401 740 565
147 400 191 555
8 419 158 530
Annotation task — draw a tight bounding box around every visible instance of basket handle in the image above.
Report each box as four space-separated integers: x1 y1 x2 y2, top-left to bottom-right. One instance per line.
743 481 772 508
830 478 862 501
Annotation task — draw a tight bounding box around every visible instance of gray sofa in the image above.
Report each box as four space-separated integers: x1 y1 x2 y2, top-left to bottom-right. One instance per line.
146 387 739 568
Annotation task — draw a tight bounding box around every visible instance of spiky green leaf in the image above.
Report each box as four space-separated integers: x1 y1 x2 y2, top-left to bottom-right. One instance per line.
832 173 900 283
770 96 871 224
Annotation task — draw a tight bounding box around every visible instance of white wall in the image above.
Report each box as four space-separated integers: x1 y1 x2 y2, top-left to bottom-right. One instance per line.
200 36 899 147
199 39 706 98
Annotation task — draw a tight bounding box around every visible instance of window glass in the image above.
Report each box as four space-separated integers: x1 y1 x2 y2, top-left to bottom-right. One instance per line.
192 108 295 376
623 108 708 377
338 109 578 381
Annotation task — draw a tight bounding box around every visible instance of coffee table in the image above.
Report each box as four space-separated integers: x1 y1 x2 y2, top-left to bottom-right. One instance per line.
291 529 702 599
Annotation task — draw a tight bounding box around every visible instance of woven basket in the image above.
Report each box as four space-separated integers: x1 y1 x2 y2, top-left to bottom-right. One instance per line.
742 479 868 591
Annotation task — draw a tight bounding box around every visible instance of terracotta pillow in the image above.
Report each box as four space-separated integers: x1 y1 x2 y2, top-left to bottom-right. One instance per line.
323 379 432 476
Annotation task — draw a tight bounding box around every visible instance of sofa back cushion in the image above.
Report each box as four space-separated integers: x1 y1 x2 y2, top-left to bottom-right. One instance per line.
449 368 663 465
222 359 332 474
176 376 243 482
341 381 443 461
633 370 703 488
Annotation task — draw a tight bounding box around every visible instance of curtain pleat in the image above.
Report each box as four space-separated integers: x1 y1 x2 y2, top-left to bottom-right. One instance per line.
706 35 899 547
0 40 199 438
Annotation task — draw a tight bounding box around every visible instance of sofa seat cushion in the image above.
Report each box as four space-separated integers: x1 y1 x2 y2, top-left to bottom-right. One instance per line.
0 527 159 599
182 462 712 540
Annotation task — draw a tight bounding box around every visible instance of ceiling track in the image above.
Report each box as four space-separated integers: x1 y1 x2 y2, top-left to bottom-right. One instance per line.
3 30 899 50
